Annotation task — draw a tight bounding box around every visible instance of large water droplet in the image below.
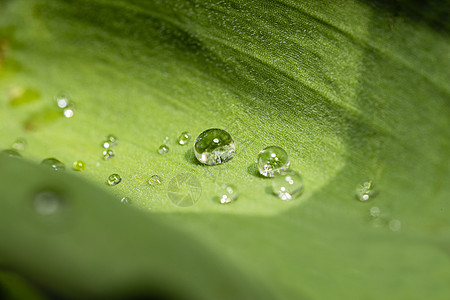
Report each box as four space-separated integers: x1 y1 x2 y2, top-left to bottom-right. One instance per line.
356 180 376 201
177 131 192 145
148 175 163 186
271 170 303 200
369 206 381 217
73 160 86 171
107 173 122 186
1 149 22 158
34 191 62 215
103 149 115 160
11 137 27 151
257 146 290 177
194 128 235 165
41 158 65 171
218 184 239 204
157 145 169 155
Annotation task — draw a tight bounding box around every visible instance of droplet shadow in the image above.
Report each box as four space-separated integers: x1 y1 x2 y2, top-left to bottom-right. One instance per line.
247 162 271 179
184 148 202 165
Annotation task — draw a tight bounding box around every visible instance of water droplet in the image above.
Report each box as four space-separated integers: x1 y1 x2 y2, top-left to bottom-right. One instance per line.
194 128 235 165
257 146 290 177
177 131 192 145
102 134 118 148
163 136 169 144
356 180 376 201
55 95 69 108
107 173 122 186
271 170 303 200
389 219 401 232
1 149 22 158
103 149 115 160
73 160 86 171
41 158 65 171
369 206 381 217
218 184 239 204
63 105 75 118
148 175 163 186
120 197 130 204
158 145 169 155
34 191 62 215
11 137 27 150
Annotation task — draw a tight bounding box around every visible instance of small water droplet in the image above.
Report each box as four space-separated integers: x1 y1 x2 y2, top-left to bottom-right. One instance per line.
107 173 122 186
120 197 130 204
34 191 62 215
158 145 169 155
148 175 163 186
194 128 235 165
11 137 27 150
41 158 65 171
369 206 381 217
163 136 169 144
218 184 239 204
177 131 192 145
356 180 376 201
63 106 75 118
102 134 118 148
271 170 303 200
55 95 69 108
389 219 401 232
73 160 86 171
103 149 115 160
257 146 290 177
1 149 22 158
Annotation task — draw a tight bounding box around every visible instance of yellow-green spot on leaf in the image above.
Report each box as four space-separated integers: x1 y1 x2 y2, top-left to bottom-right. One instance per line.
9 86 41 106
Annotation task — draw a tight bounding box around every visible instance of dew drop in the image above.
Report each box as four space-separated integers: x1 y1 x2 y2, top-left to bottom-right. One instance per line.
177 131 192 145
218 184 239 204
356 180 376 201
102 134 118 148
369 206 381 217
62 103 76 118
1 149 22 158
120 197 130 204
11 137 27 150
389 219 401 232
163 136 169 144
41 158 65 171
271 170 303 200
158 145 169 155
103 149 115 160
194 128 235 165
107 173 122 186
34 191 62 216
73 160 86 171
148 175 163 186
257 146 290 177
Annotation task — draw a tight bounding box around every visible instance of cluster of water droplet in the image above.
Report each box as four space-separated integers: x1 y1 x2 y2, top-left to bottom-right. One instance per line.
55 95 76 118
102 134 118 160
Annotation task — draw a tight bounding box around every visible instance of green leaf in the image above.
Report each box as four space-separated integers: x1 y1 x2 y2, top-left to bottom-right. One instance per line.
1 0 449 299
